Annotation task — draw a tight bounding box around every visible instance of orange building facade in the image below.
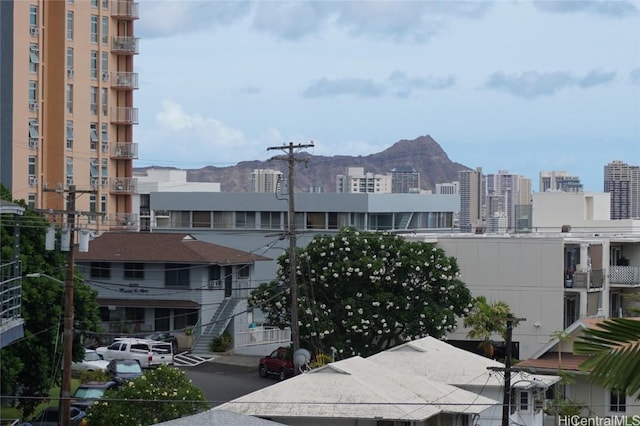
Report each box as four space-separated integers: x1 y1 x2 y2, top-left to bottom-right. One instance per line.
0 0 139 231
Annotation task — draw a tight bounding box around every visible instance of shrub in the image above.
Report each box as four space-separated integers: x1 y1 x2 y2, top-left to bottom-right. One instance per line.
208 331 232 353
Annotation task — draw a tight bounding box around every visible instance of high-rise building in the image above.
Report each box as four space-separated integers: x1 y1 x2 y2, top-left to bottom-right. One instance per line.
486 170 532 232
604 160 640 219
250 169 283 193
539 171 583 192
390 166 420 193
336 167 391 193
435 181 459 195
0 0 139 231
458 167 484 232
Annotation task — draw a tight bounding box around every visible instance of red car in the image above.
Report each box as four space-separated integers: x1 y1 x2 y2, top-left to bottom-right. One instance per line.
259 347 294 381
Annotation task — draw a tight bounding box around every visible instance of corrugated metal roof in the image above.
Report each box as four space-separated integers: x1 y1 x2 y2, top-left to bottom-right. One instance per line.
216 356 497 421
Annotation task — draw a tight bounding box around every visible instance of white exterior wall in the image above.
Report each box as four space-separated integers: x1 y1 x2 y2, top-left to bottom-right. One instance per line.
532 192 610 230
433 236 566 358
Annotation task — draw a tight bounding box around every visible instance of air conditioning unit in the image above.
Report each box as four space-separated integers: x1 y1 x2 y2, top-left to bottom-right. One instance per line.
67 68 75 78
102 141 109 152
101 177 109 187
29 26 39 36
102 72 110 82
28 176 38 186
29 102 39 111
208 280 222 289
91 178 99 188
66 177 74 186
29 138 38 148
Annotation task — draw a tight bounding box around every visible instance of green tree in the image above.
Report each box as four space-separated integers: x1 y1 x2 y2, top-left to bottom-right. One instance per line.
462 296 513 358
87 365 209 425
0 187 100 417
249 228 472 357
574 317 640 395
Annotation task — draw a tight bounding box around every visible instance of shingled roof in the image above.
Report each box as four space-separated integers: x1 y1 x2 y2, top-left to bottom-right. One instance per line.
74 232 270 265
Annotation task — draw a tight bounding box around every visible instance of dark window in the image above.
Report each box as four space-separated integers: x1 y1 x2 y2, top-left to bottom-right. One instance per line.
99 307 110 322
90 262 110 278
173 308 198 330
125 307 145 323
124 262 144 279
237 264 250 279
611 390 626 412
192 211 211 228
165 263 190 287
209 265 221 280
155 308 170 331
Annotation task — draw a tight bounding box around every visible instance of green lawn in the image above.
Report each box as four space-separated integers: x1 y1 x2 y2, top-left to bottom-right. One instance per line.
0 379 80 422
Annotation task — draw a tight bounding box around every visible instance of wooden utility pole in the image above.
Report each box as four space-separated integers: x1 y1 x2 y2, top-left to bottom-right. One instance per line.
267 141 314 360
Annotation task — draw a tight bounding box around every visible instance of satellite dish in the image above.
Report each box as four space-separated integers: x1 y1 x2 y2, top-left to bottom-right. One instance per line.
293 348 311 370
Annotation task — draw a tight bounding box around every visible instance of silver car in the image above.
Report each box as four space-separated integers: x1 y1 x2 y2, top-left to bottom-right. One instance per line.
71 349 109 373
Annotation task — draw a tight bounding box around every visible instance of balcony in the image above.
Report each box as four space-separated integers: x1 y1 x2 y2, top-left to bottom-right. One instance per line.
564 269 604 289
610 265 640 286
112 72 139 90
111 1 139 19
110 107 139 124
110 177 138 194
112 213 138 230
111 142 138 159
111 36 139 55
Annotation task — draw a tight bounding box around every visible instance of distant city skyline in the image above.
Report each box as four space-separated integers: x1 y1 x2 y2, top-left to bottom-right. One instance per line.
133 1 639 193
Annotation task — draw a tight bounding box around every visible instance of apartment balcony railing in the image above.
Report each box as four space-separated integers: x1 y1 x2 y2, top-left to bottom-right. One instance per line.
112 213 138 229
112 72 139 90
564 269 604 289
111 1 139 19
610 265 640 286
112 36 139 55
154 210 170 218
111 142 138 159
234 326 292 348
110 107 138 124
110 177 138 194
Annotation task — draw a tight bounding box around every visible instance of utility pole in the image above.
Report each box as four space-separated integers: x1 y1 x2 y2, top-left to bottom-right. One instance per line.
41 184 92 426
267 141 314 360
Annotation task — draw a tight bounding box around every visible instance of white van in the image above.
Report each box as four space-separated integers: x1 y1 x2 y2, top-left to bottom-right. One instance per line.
96 338 174 368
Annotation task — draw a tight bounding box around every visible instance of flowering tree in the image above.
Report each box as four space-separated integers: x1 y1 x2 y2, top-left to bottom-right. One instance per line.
86 365 208 425
249 228 472 357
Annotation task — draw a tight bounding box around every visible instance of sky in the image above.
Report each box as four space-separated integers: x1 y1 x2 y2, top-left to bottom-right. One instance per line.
133 0 640 192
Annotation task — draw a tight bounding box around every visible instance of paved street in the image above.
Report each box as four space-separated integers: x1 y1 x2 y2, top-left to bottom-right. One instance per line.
179 355 276 407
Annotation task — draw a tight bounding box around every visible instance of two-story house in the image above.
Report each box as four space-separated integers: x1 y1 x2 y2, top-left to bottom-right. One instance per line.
74 232 276 353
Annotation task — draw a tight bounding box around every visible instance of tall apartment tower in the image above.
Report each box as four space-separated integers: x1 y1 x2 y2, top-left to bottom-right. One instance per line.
0 0 139 231
390 166 420 193
458 167 484 232
604 160 640 219
486 170 532 232
336 167 391 193
539 171 583 192
250 169 283 193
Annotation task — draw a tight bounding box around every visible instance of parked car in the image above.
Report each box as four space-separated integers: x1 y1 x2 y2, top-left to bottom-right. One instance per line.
71 380 118 411
145 331 178 352
96 338 173 368
106 359 143 382
22 406 86 426
259 347 294 381
71 349 109 374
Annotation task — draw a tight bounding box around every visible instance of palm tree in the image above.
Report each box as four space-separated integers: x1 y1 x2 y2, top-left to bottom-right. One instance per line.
463 296 514 358
573 318 640 395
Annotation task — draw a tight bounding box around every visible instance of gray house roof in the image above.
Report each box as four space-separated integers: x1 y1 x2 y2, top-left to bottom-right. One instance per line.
216 356 496 422
152 409 285 426
74 232 270 265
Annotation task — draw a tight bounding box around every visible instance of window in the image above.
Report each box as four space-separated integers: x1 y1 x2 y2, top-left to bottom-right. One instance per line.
89 194 96 222
66 157 74 182
67 47 74 72
90 123 98 150
29 44 39 73
260 211 281 229
237 264 250 279
192 211 211 228
28 156 36 177
102 0 109 9
101 51 108 75
100 194 107 223
90 262 110 278
90 86 97 115
610 390 626 412
90 15 98 43
29 6 38 32
66 120 74 149
173 309 198 330
519 391 529 411
28 80 37 103
101 123 109 143
28 193 36 209
209 265 221 281
90 50 98 79
101 16 108 44
67 11 73 40
101 158 108 179
235 211 255 228
28 119 39 139
101 88 108 116
66 84 73 113
213 211 233 228
125 308 145 324
90 159 99 178
165 264 190 287
91 0 98 7
124 263 144 279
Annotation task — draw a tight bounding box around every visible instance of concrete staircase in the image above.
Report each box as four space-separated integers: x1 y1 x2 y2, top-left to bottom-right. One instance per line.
191 297 239 354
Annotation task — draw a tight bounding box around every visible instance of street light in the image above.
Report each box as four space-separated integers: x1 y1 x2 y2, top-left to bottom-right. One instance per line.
25 272 74 426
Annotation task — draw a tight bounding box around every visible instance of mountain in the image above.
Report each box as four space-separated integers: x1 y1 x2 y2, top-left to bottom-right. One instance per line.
152 135 470 192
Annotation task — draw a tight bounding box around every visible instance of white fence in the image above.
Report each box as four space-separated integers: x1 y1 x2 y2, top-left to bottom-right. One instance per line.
235 326 291 348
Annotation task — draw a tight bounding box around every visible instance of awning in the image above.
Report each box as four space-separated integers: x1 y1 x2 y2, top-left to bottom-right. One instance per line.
97 298 199 309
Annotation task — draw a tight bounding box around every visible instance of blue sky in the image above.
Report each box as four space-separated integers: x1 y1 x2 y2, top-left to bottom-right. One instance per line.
133 0 640 192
